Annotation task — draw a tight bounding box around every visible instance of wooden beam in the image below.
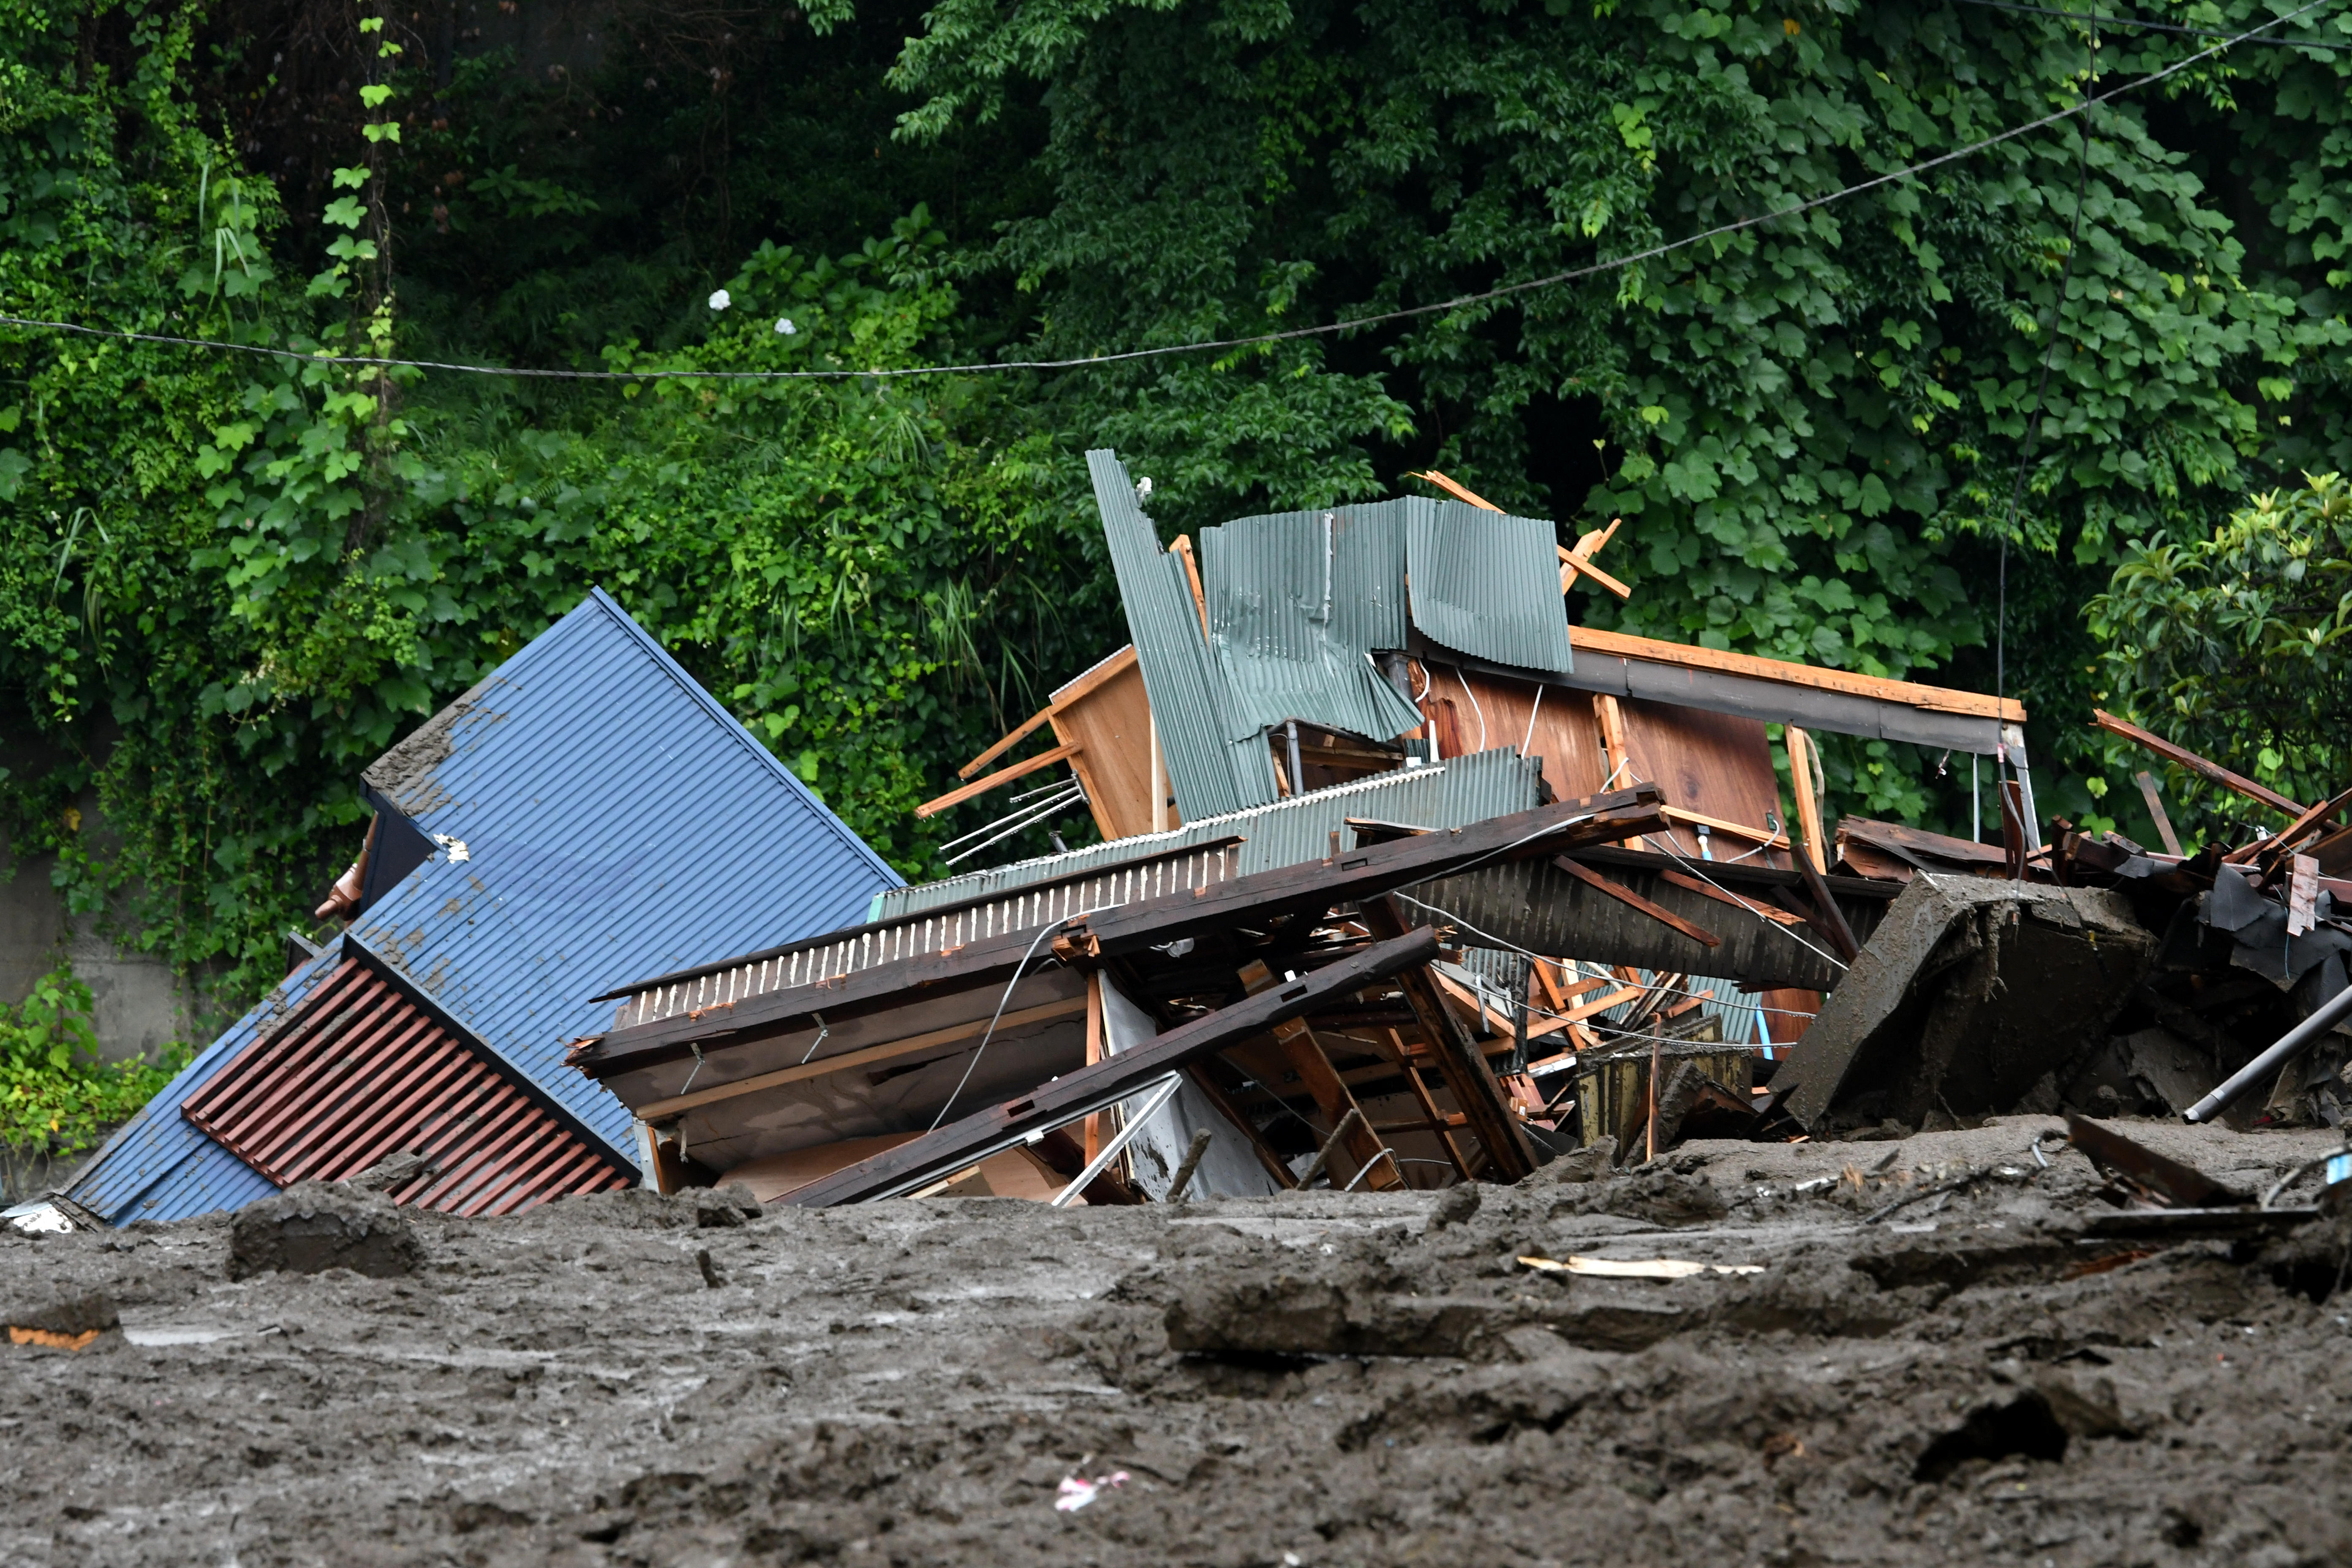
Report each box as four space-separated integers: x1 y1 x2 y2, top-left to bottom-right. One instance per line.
1556 542 1633 601
1662 805 1788 850
2227 782 2352 866
1658 866 1811 928
1240 961 1402 1190
2092 709 2303 818
1366 898 1538 1182
1573 626 2025 724
1411 469 1501 511
775 927 1442 1206
915 741 1082 819
958 703 1057 781
635 996 1089 1121
1170 535 1209 637
1047 643 1141 709
1389 1027 1474 1181
2134 770 2185 858
1786 725 1827 874
1571 517 1622 561
1552 855 1723 950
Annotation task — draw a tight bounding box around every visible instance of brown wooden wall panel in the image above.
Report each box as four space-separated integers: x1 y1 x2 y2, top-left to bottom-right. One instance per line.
1051 652 1163 841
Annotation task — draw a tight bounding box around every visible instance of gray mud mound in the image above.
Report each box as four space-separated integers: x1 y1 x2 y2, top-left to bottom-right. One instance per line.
5 1121 2350 1568
226 1180 425 1279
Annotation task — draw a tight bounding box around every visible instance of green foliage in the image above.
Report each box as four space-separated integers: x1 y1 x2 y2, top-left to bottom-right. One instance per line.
889 0 2352 833
0 966 184 1158
2089 472 2352 844
10 0 2352 1037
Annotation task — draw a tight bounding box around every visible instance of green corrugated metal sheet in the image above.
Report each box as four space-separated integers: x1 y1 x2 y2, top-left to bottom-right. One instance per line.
875 746 1543 920
1198 506 1423 743
1088 450 1280 819
1406 498 1576 677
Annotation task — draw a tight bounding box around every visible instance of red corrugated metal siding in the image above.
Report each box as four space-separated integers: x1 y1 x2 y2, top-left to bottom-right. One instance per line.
183 958 629 1215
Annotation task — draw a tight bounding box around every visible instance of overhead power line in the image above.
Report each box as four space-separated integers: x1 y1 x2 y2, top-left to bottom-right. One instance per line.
0 0 2336 387
1953 0 2352 51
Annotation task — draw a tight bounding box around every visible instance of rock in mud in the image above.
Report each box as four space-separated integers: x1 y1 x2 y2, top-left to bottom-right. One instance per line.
4 1288 118 1341
228 1181 425 1279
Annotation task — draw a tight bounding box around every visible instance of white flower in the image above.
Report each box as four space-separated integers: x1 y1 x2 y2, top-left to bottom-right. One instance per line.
775 317 797 335
708 289 731 310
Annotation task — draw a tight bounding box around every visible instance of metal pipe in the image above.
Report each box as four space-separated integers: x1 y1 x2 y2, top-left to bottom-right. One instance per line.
1285 719 1304 795
1049 1071 1184 1207
2185 982 2352 1123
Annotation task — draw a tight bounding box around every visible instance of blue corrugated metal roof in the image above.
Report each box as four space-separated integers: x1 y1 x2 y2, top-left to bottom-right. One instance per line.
347 588 902 1160
64 940 350 1223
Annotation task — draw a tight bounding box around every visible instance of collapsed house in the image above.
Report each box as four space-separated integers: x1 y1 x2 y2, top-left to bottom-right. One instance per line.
14 591 899 1230
566 452 2138 1203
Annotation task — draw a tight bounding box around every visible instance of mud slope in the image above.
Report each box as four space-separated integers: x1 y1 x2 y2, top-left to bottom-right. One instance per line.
5 1118 2350 1568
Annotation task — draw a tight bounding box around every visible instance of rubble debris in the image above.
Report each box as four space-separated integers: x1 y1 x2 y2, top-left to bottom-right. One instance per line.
227 1181 425 1279
1778 877 2159 1133
2067 1114 2251 1208
4 1289 117 1351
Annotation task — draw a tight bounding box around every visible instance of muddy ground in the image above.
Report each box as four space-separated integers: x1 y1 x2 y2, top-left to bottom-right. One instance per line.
5 1115 2351 1567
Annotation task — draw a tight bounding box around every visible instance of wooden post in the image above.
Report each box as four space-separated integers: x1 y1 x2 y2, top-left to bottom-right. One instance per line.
1083 974 1106 1164
1786 725 1827 874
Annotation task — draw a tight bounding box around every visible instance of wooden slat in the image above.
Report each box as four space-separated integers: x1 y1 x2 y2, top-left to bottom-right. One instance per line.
1662 805 1788 849
1552 855 1723 950
1787 726 1827 874
1573 626 2025 723
1366 898 1538 1182
1412 469 1501 511
2226 782 2352 866
957 702 1056 781
914 741 1082 819
2092 708 2302 817
1556 542 1633 600
635 996 1089 1121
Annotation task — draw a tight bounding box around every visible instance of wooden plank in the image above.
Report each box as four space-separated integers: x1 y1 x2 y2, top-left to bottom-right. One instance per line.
1658 866 1810 927
1662 805 1788 849
587 786 1666 1079
1083 974 1106 1163
2134 770 2185 858
1431 969 1517 1038
1051 650 1159 841
1786 725 1827 874
634 996 1090 1121
1571 517 1622 561
776 928 1442 1206
1552 855 1723 950
1557 542 1633 600
1573 626 2025 723
1412 469 1500 510
2226 782 2352 866
1562 985 1646 1023
1365 898 1538 1183
1390 1026 1474 1181
1619 697 1784 864
1170 534 1209 636
1241 961 1401 1190
915 742 1082 819
2091 708 2302 817
958 702 1056 781
1048 643 1141 708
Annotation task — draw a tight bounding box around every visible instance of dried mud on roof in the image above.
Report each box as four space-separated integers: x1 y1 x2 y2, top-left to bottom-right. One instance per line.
6 1118 2352 1568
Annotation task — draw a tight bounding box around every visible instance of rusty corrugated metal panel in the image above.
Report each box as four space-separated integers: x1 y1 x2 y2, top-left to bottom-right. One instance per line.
1406 498 1575 677
182 957 630 1216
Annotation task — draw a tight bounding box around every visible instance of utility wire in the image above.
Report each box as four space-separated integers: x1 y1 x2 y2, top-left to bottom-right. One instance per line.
1953 0 2351 50
0 0 2330 387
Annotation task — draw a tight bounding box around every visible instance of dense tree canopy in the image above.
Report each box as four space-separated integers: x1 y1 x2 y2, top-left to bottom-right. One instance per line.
4 0 2351 1028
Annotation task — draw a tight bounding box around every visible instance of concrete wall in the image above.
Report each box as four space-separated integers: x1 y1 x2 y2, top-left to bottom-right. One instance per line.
0 798 198 1067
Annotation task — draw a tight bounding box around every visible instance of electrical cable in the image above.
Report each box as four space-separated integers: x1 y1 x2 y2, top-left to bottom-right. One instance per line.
927 904 1116 1131
0 0 2327 386
1952 0 2351 50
